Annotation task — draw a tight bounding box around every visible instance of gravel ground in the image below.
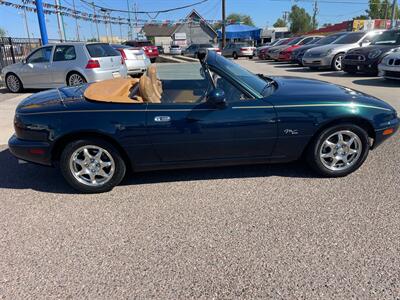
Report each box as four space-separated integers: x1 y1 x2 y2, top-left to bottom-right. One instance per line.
0 59 399 299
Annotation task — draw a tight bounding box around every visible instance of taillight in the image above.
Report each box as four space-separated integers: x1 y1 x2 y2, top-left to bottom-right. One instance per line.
85 59 100 69
216 48 221 53
117 49 127 60
240 48 248 51
121 57 125 65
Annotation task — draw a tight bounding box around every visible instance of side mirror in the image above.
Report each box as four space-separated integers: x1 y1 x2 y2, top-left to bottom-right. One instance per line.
207 88 226 108
22 58 27 64
359 41 369 47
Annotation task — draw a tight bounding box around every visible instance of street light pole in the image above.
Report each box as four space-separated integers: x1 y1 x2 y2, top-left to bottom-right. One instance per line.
35 0 48 44
221 0 226 48
55 0 66 41
391 0 397 28
72 0 80 41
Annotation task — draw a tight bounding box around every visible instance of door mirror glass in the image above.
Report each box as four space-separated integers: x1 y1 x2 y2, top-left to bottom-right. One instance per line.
207 88 226 107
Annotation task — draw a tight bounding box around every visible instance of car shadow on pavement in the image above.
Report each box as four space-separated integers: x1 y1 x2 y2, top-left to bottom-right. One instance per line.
0 148 76 194
282 67 321 73
0 147 316 193
352 78 400 87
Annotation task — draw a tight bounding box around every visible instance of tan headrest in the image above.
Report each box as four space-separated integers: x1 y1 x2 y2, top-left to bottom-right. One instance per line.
147 64 163 97
83 78 142 103
139 74 161 103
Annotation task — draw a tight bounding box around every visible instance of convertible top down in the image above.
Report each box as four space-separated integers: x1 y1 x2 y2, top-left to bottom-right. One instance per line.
8 50 399 193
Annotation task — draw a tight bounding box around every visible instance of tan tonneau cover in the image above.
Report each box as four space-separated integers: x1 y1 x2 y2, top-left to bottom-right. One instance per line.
84 78 143 103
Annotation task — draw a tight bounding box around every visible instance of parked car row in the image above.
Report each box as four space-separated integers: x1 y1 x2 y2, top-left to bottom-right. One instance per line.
2 41 156 93
257 29 400 80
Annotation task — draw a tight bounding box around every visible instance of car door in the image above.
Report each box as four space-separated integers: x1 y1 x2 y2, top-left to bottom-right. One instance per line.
19 46 53 88
51 45 77 86
145 63 277 163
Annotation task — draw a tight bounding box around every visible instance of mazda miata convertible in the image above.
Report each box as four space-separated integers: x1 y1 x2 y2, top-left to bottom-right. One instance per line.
9 51 399 193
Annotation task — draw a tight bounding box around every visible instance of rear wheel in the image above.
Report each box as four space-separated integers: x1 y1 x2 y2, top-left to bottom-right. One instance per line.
6 73 23 93
306 124 369 177
67 72 86 86
60 139 126 193
332 53 344 71
233 52 238 59
150 58 156 63
249 56 253 59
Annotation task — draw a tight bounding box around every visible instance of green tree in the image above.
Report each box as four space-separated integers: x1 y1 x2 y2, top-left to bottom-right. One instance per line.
214 13 255 30
288 5 313 34
0 27 6 37
363 0 399 19
87 37 98 42
273 18 287 27
366 0 381 18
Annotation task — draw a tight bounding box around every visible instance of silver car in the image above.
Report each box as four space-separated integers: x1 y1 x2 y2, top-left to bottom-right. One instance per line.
221 43 255 59
111 44 150 75
302 31 383 71
2 42 128 93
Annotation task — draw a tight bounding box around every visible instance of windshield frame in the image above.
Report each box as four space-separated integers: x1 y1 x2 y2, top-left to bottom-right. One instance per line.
332 32 365 44
207 51 270 98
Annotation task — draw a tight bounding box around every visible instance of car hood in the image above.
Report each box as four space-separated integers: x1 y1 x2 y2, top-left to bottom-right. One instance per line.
268 76 395 112
346 44 399 55
308 43 357 54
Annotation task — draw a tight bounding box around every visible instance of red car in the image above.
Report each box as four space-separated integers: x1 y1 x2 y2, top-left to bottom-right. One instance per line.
124 40 159 63
277 36 322 62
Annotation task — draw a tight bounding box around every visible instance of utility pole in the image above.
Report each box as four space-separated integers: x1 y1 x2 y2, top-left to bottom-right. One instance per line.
21 1 31 45
101 9 109 42
55 0 66 41
391 0 397 28
312 0 318 30
126 0 132 39
119 17 123 42
91 1 100 41
221 0 226 48
134 3 138 40
108 12 113 43
283 11 290 24
72 0 80 41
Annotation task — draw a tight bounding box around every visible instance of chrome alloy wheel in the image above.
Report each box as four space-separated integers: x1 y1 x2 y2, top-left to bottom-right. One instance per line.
69 145 115 187
6 74 21 92
319 130 362 171
68 73 85 86
334 54 343 70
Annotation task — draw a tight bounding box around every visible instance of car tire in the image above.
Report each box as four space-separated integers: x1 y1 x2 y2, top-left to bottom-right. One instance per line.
249 56 253 59
332 53 344 71
5 73 23 93
233 52 238 59
60 139 126 193
306 124 370 177
67 72 86 87
309 66 319 70
150 58 156 63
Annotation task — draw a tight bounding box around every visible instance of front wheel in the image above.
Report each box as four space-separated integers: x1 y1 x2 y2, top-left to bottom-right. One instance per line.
6 73 23 93
306 124 370 177
332 53 344 71
60 139 126 193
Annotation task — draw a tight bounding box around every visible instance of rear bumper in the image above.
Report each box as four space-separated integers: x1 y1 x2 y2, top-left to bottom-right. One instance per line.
145 51 159 59
125 59 148 74
84 65 128 82
8 135 52 166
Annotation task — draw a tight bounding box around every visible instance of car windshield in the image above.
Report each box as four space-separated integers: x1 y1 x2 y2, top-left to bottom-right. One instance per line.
333 32 364 44
215 54 268 95
200 44 213 48
305 37 321 45
86 43 120 57
371 31 400 45
316 34 346 45
288 37 303 45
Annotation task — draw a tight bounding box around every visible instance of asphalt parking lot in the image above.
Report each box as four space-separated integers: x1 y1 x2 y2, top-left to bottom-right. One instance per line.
0 60 399 298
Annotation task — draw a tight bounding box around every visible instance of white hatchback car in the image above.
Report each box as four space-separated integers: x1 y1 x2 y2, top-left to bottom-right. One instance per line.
2 42 128 93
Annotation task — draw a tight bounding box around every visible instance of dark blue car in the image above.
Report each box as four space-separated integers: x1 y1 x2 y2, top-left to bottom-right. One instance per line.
8 51 399 193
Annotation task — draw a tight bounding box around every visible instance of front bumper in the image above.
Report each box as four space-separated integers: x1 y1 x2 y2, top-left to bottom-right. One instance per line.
8 135 53 166
342 58 379 74
278 52 292 61
373 117 399 149
302 55 333 68
378 64 400 80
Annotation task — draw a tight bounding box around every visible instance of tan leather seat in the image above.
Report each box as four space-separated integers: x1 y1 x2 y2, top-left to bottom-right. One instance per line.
147 64 163 98
84 78 142 103
138 74 161 103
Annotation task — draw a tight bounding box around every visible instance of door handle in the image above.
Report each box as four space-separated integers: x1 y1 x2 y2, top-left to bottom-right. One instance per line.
154 116 171 122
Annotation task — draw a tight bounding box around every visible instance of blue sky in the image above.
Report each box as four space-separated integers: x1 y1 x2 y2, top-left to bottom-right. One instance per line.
0 0 369 40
